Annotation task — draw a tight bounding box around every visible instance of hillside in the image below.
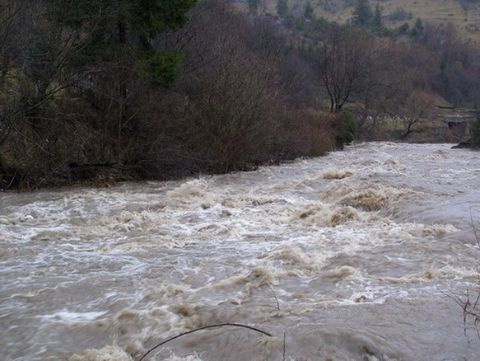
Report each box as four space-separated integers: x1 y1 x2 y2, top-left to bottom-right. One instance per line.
240 0 480 43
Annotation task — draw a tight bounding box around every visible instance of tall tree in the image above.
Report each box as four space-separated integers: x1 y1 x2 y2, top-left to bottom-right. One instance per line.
304 1 314 19
373 4 383 29
352 0 372 27
410 18 424 37
47 0 196 84
316 27 373 112
247 0 259 14
277 0 288 19
45 0 198 161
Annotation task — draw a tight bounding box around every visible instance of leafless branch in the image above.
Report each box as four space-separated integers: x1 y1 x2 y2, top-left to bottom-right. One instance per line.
138 323 273 361
470 207 480 248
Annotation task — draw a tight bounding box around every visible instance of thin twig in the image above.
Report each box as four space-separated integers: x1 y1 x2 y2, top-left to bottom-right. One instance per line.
445 289 480 339
138 323 272 361
469 207 480 248
5 170 17 190
269 284 287 360
269 284 280 311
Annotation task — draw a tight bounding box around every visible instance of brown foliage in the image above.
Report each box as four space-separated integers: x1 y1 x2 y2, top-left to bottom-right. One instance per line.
131 2 337 179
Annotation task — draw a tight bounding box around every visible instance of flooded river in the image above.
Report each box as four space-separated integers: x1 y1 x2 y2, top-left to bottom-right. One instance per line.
1 142 479 361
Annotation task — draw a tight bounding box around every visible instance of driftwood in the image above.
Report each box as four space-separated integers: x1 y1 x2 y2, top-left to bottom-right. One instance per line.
138 323 272 361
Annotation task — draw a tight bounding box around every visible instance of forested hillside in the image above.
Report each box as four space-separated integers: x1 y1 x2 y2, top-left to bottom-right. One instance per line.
1 0 479 190
242 0 480 43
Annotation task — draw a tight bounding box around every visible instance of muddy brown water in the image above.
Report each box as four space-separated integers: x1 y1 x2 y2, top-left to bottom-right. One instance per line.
1 142 480 361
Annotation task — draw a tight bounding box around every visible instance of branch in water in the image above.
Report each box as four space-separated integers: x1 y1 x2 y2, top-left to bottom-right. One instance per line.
138 323 273 361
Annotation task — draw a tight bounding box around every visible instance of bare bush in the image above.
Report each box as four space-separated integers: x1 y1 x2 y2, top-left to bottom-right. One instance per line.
131 1 337 179
399 90 436 139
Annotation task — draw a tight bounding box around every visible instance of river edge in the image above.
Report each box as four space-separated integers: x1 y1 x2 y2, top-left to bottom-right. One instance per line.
3 140 476 194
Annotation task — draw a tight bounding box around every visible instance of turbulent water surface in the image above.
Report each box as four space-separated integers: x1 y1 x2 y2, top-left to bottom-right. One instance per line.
1 142 480 361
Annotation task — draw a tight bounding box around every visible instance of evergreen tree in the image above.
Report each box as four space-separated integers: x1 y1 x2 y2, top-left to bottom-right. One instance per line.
398 22 410 35
247 0 259 14
304 1 314 20
471 116 480 148
352 0 372 27
47 0 197 87
277 0 288 19
410 18 424 37
373 4 382 29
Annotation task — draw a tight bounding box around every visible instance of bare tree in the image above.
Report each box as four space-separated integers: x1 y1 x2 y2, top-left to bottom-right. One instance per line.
399 90 436 138
315 26 373 112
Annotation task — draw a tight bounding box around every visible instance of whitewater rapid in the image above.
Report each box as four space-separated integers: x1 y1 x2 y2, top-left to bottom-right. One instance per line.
1 142 479 361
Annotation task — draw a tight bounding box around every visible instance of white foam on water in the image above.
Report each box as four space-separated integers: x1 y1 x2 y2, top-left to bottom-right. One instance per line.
1 142 480 361
40 310 106 324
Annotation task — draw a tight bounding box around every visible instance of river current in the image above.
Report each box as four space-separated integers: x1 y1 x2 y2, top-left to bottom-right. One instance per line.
1 142 479 361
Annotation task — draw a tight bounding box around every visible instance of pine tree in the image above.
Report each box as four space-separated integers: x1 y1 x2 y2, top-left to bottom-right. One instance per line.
277 0 288 19
373 4 382 29
47 0 197 87
352 0 372 27
398 22 410 35
304 1 314 20
247 0 259 14
410 18 424 37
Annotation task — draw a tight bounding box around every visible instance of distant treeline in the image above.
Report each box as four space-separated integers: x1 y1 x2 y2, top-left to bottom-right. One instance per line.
1 0 479 189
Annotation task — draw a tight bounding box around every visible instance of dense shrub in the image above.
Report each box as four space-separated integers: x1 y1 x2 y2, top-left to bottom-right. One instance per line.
341 111 358 145
471 117 480 148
